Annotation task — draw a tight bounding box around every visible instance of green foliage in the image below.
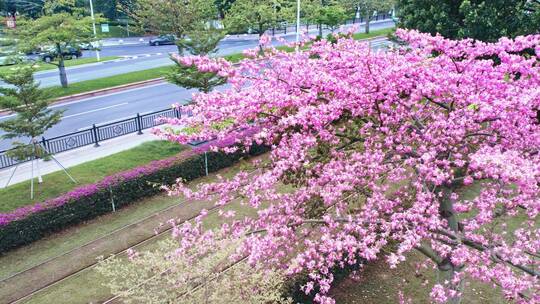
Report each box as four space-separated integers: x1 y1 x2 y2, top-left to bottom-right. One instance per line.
14 12 97 54
0 144 269 253
121 0 215 52
97 236 293 304
224 0 293 36
305 0 348 32
167 63 227 94
167 27 227 93
397 0 540 42
178 27 225 56
215 0 236 18
13 6 100 87
0 66 62 141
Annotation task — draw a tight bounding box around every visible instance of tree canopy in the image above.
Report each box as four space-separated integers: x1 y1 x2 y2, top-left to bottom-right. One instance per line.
121 0 215 48
13 10 97 87
167 27 227 93
223 0 293 37
0 67 62 141
397 0 540 42
147 31 540 303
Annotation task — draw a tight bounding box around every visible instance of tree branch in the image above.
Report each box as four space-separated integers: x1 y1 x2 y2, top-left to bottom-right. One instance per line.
415 243 443 264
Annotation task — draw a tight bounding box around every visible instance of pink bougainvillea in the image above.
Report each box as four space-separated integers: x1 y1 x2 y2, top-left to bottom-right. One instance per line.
159 29 540 303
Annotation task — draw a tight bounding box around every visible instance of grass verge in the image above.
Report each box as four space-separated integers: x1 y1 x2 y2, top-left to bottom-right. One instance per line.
0 140 187 213
0 56 120 76
45 65 173 99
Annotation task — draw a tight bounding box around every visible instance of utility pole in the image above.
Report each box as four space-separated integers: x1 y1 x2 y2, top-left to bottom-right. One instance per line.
89 0 101 61
296 0 301 52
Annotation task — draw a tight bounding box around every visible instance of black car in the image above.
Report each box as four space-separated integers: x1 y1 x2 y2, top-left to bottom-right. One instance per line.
149 35 176 46
39 46 82 63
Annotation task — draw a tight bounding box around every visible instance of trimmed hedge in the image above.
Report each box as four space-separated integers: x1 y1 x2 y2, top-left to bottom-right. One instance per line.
0 144 269 253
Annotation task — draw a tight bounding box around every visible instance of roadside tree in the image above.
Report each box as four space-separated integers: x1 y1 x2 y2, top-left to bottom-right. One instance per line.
13 5 98 88
397 0 540 42
146 31 539 303
341 0 394 33
223 0 293 44
0 66 66 197
215 0 236 19
120 0 215 53
304 0 349 36
167 27 227 93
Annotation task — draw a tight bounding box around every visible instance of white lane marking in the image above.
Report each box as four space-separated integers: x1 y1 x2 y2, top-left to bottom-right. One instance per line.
76 113 138 130
63 103 128 119
0 113 16 120
48 82 169 109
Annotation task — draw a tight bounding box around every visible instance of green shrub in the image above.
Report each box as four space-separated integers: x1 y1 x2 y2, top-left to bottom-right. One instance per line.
0 145 269 253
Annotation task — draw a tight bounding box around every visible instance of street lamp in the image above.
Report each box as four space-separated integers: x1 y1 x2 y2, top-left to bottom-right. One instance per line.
89 0 101 61
296 0 300 52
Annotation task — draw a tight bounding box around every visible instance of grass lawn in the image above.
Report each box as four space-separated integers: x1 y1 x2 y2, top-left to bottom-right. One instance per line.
0 56 120 76
45 65 173 99
330 250 507 304
0 140 187 213
2 156 261 304
352 27 394 40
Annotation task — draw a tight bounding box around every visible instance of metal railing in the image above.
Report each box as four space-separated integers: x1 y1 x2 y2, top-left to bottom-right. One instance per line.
0 107 183 170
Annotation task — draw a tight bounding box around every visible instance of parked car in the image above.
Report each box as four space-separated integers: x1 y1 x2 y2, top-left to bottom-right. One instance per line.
80 41 101 50
149 35 176 46
0 48 27 66
38 46 82 63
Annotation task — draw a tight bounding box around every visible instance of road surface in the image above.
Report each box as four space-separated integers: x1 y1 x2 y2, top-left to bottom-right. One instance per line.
28 20 395 88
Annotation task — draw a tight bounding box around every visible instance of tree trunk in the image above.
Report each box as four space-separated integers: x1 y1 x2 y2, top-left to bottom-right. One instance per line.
318 23 323 37
437 186 463 304
58 57 68 88
32 138 43 184
365 12 371 34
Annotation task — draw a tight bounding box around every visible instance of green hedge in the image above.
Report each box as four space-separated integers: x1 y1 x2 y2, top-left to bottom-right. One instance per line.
0 145 269 253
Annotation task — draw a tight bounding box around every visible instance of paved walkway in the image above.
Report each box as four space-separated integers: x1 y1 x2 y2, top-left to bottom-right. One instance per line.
0 130 161 187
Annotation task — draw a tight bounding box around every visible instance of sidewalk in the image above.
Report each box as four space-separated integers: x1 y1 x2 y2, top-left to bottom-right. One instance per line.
0 130 161 187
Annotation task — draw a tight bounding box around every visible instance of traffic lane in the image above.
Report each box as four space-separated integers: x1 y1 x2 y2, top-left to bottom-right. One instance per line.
30 20 396 87
31 41 257 88
0 83 193 150
80 39 253 58
31 40 257 87
80 20 395 58
33 56 174 88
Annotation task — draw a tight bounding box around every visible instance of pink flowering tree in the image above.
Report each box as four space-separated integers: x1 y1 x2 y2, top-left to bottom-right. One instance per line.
155 31 540 303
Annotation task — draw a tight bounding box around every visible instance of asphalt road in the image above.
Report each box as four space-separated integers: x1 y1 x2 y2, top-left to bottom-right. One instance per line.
0 20 395 150
28 20 395 88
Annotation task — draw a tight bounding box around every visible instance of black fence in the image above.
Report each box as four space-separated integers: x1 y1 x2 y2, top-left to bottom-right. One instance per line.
0 107 183 170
